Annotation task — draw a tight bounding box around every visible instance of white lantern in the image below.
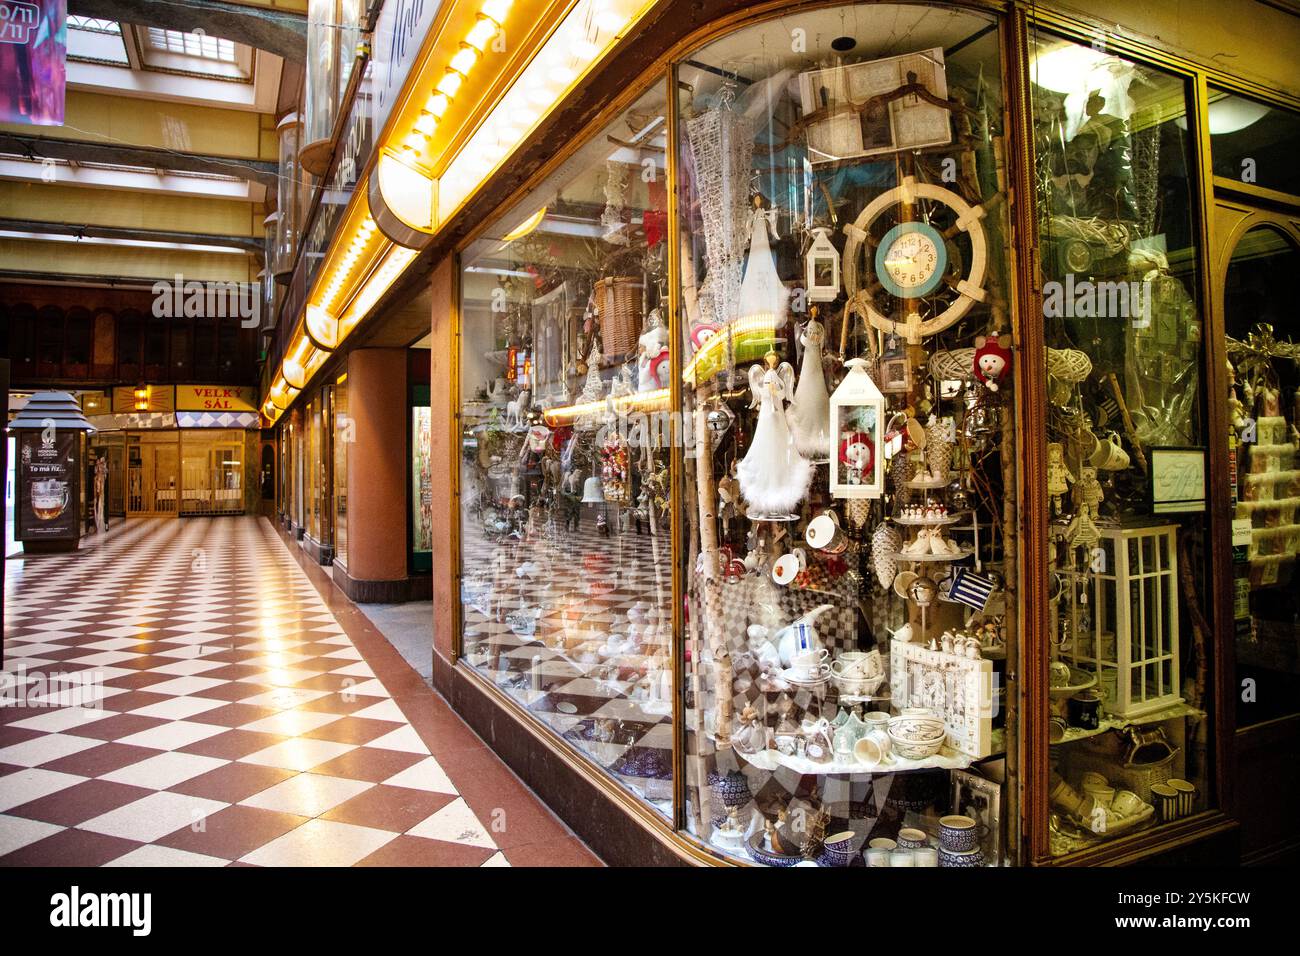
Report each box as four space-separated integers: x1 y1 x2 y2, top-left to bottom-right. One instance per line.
805 227 840 303
1057 523 1184 718
829 358 886 498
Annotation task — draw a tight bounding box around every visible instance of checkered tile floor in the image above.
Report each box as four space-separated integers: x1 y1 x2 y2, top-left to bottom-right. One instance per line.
1 517 598 867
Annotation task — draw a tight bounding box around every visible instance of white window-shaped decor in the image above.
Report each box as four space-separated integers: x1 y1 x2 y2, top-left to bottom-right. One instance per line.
829 357 886 498
805 227 840 303
1060 523 1183 719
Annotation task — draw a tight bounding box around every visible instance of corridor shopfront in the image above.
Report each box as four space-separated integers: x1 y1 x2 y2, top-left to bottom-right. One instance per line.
88 385 261 518
264 0 1300 866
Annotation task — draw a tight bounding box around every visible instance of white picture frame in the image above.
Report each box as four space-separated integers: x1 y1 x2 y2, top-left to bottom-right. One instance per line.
798 48 952 165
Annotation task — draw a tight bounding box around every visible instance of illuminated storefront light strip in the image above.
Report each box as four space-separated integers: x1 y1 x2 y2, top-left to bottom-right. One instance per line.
436 0 657 222
397 0 514 167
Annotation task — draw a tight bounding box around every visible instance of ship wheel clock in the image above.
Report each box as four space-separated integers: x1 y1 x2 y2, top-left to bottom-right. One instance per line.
843 175 990 345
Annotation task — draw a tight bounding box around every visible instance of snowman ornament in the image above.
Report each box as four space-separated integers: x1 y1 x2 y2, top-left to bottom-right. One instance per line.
840 431 873 487
973 332 1012 392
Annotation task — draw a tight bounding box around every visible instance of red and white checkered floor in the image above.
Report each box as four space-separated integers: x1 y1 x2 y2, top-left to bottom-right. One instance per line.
0 516 598 867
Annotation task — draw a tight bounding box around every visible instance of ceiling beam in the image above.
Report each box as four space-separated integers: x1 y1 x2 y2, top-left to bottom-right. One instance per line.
0 218 262 255
0 133 278 189
69 0 308 63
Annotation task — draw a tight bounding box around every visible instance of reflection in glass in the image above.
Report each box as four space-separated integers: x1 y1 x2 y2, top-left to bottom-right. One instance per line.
1224 226 1300 727
457 89 674 815
1032 34 1212 856
1208 91 1300 197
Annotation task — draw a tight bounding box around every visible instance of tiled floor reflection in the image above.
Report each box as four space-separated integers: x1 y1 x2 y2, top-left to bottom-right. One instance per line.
1 517 599 867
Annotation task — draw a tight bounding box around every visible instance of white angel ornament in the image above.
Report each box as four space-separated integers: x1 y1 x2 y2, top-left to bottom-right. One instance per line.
789 316 831 461
737 352 813 520
738 200 790 330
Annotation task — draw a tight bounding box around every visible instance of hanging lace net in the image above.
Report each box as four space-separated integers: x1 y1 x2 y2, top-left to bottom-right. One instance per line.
686 90 755 336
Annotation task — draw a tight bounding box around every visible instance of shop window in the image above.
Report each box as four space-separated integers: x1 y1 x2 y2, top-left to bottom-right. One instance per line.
458 87 675 817
334 375 349 566
37 305 64 375
117 309 143 381
194 315 218 378
218 321 240 380
1223 225 1300 728
1031 33 1213 856
144 317 168 378
1208 90 1300 199
170 321 193 379
411 382 433 572
5 303 38 379
64 307 92 376
676 3 1015 866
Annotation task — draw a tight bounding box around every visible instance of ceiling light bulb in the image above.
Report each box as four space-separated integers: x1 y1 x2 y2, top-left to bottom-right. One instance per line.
480 0 512 25
415 112 438 135
404 131 427 150
465 17 498 51
425 92 451 117
449 46 478 75
436 71 464 97
594 8 626 33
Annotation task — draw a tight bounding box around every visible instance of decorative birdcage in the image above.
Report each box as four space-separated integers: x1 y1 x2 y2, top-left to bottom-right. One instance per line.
1059 522 1183 719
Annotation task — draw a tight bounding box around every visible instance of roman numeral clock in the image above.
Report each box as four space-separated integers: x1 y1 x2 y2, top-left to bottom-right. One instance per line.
843 175 990 345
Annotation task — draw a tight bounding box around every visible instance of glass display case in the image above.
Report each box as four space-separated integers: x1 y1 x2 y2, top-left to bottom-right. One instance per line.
1030 31 1214 857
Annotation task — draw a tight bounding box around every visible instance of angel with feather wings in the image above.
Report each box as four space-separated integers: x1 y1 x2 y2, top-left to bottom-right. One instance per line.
737 351 814 519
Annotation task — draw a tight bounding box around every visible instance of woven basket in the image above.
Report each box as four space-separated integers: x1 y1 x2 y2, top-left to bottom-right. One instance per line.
1063 729 1179 804
593 276 643 359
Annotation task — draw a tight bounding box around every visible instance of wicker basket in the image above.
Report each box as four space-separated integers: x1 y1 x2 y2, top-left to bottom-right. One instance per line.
1063 727 1180 804
593 276 643 359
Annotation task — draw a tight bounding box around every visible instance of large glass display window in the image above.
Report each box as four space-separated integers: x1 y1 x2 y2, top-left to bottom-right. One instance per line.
458 87 675 815
675 3 1018 866
1030 33 1216 857
334 373 350 566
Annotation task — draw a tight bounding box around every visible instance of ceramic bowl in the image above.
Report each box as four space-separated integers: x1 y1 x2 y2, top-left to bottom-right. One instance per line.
816 831 856 868
939 815 980 852
897 827 929 849
938 846 984 868
887 713 946 742
747 832 802 867
834 673 886 697
888 729 945 760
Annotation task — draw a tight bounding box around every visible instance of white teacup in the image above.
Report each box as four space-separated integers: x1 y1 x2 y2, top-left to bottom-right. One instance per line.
805 511 848 553
771 549 807 586
792 648 828 679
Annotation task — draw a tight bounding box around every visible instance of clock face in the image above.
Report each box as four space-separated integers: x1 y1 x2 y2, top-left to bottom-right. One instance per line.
876 222 948 299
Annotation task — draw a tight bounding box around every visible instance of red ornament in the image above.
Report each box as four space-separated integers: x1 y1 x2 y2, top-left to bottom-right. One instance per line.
973 332 1013 392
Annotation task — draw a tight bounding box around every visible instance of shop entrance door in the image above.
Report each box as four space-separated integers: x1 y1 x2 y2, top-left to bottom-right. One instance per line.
1215 200 1300 863
181 432 245 516
127 436 179 515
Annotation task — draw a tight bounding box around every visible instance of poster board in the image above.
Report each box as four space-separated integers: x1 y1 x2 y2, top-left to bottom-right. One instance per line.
17 427 78 541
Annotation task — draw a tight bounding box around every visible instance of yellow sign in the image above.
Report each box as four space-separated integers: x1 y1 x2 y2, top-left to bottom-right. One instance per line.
176 385 258 413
